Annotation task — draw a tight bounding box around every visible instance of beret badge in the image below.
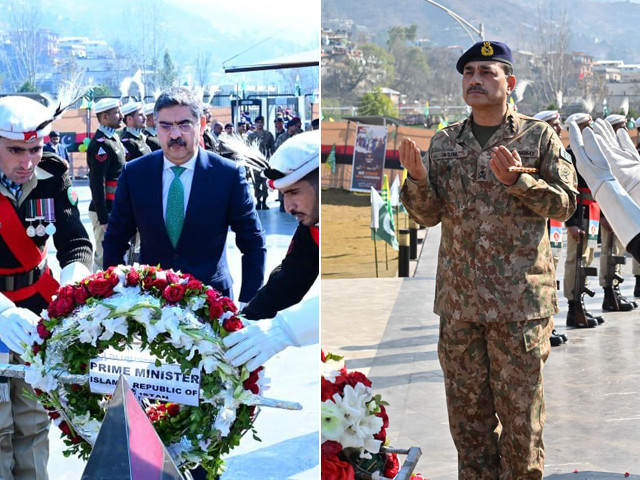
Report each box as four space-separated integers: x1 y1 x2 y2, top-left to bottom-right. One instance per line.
481 41 494 57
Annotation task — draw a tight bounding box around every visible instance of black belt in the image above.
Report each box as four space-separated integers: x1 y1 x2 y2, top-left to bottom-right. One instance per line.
0 260 47 291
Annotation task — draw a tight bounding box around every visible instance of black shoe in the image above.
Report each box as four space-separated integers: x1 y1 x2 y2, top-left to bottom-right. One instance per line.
261 201 269 210
566 300 598 328
602 286 635 311
255 202 262 210
635 276 640 298
550 329 568 346
586 310 605 325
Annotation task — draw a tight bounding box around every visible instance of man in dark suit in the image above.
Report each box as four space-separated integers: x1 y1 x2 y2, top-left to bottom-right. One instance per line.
103 87 266 304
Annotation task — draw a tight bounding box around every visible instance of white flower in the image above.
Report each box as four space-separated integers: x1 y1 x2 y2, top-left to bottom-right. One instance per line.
24 358 58 392
198 355 220 374
77 318 103 346
188 295 206 312
321 400 347 442
321 357 344 382
99 317 129 341
89 304 112 323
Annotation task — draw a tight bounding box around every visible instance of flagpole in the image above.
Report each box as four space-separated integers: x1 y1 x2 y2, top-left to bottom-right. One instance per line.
385 242 389 270
373 229 379 278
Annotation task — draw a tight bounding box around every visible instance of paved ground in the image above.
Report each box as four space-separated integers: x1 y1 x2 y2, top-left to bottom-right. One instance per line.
45 181 319 479
323 223 640 480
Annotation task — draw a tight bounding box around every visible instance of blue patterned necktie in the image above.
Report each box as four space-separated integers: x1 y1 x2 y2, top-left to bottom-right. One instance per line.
166 166 185 248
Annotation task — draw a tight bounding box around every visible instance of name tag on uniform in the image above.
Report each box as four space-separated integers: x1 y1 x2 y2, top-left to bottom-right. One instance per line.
432 150 467 160
517 149 539 158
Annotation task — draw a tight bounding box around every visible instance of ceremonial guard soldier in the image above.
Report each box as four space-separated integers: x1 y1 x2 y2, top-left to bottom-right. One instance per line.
226 130 319 371
562 113 606 326
120 101 151 161
142 103 162 152
87 98 126 271
202 107 216 151
0 95 92 479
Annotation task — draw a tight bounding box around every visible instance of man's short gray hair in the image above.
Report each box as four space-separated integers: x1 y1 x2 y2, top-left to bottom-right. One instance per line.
154 87 203 121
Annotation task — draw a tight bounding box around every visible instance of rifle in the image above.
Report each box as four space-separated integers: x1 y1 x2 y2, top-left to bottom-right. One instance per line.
604 227 628 310
573 200 597 327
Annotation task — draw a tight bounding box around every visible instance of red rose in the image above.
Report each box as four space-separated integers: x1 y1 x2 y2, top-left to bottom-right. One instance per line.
223 316 244 332
36 321 51 340
186 279 203 291
384 453 399 479
344 371 372 389
73 285 90 305
206 289 220 300
47 293 75 318
70 435 83 444
166 403 180 417
321 350 326 362
59 421 71 436
152 277 169 291
166 271 181 284
376 404 389 428
243 369 261 394
321 378 340 402
374 427 386 443
208 300 224 320
86 272 118 297
33 388 43 396
162 284 186 303
220 297 238 313
70 384 81 392
321 440 343 457
48 411 60 420
321 454 354 480
32 343 40 355
125 270 140 286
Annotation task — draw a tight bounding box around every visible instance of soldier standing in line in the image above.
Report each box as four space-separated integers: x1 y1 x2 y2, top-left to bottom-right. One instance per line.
202 106 215 151
400 41 577 479
247 115 275 209
142 103 162 152
0 95 92 480
601 114 638 309
561 113 605 326
87 98 126 271
120 101 151 161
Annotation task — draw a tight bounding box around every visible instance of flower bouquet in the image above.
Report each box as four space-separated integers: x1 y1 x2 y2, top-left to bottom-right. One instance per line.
21 264 266 478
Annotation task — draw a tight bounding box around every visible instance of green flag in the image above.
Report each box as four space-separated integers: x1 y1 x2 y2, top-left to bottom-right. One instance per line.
325 143 336 174
371 187 398 250
381 175 396 232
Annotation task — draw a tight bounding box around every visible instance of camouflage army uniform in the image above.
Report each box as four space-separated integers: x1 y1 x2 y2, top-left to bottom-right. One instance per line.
401 110 577 479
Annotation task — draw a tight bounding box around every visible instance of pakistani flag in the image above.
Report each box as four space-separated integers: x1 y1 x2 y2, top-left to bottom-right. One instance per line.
371 187 398 250
325 143 336 173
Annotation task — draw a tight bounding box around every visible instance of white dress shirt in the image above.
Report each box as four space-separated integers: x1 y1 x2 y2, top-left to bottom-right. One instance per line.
162 153 197 221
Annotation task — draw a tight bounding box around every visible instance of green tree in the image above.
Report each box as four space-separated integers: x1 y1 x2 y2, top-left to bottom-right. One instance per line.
18 80 37 92
92 85 112 97
158 49 178 88
358 87 398 117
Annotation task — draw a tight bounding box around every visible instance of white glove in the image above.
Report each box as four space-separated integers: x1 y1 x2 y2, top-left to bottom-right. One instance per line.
0 306 40 354
569 120 640 247
59 262 91 286
590 119 640 200
223 314 294 371
568 120 615 196
223 296 319 371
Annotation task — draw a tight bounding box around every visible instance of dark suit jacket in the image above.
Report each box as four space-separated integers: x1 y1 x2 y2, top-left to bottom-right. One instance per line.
44 142 70 161
103 147 266 301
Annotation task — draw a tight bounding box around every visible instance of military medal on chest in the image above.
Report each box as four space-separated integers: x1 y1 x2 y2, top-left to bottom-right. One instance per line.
44 198 56 235
25 200 36 237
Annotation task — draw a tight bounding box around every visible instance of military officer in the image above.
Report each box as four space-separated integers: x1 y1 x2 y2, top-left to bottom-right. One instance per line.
87 98 126 271
0 95 92 480
142 103 161 152
120 101 151 162
247 115 275 209
400 40 577 479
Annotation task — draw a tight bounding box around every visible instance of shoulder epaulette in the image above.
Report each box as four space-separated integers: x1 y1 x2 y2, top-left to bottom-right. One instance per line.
39 151 69 175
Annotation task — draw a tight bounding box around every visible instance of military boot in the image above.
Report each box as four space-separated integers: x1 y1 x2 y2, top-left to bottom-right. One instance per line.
566 300 597 328
586 310 605 324
602 285 635 311
635 276 640 298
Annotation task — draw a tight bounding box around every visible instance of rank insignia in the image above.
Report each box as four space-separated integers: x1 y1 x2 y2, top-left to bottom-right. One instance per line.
67 187 78 206
481 41 494 57
559 165 571 182
95 146 108 163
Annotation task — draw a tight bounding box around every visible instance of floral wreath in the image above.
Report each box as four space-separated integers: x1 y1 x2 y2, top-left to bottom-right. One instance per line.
321 350 397 480
22 264 265 477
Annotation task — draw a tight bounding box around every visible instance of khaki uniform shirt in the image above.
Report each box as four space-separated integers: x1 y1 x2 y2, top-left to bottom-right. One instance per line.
401 110 578 323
